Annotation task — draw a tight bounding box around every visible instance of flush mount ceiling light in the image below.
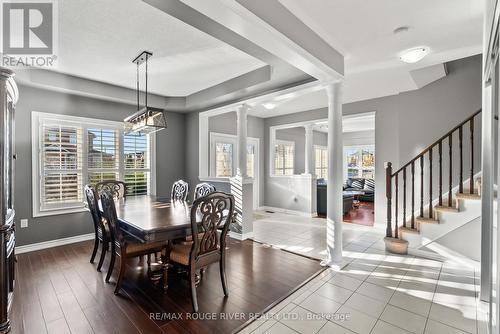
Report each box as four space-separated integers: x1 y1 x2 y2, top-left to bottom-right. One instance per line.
124 51 167 135
263 102 276 110
399 46 430 63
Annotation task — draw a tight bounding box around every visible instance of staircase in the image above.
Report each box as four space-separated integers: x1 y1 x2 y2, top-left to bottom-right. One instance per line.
385 109 482 261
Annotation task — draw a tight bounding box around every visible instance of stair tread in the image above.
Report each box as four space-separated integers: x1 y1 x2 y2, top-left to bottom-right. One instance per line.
415 217 439 224
456 192 481 200
399 226 419 234
434 205 459 213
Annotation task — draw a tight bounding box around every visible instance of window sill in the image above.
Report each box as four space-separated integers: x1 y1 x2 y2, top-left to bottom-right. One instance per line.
199 177 231 183
33 207 87 218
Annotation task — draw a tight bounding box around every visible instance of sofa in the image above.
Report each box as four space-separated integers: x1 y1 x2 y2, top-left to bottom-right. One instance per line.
316 184 354 216
343 178 375 202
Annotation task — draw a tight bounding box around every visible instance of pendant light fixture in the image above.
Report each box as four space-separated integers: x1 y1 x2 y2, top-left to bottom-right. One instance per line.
124 51 167 134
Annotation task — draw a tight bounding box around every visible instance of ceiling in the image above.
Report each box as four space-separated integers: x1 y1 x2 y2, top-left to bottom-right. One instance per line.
250 0 483 117
53 0 266 96
279 0 483 74
22 0 484 115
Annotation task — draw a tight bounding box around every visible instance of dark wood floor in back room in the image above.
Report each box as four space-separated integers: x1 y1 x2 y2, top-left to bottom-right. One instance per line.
343 201 375 226
10 238 321 334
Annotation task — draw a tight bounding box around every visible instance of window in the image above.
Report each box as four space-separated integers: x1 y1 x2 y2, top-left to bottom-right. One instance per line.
315 146 328 179
215 142 233 177
247 144 255 178
33 112 154 216
274 140 294 175
344 146 375 179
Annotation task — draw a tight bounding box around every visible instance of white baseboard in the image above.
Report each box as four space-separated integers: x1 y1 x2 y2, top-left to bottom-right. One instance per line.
16 233 95 254
258 206 316 218
229 231 254 241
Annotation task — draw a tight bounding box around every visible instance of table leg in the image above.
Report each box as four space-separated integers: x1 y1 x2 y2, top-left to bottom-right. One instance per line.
161 243 171 292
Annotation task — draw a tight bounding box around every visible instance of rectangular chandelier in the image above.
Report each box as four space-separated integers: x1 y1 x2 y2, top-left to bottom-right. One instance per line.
124 51 167 135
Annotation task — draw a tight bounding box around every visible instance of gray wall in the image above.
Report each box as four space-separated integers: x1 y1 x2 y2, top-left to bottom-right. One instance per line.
274 127 328 175
15 85 186 246
262 54 482 225
205 112 265 205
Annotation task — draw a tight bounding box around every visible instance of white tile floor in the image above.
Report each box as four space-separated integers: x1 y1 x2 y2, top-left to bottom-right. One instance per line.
239 212 487 334
252 211 383 261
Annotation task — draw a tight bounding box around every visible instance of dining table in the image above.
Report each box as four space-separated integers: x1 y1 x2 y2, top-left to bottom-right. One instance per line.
112 195 195 243
100 195 197 290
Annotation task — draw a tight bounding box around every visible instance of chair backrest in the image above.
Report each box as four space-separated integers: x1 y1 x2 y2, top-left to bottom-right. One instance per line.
84 185 104 233
100 190 124 246
194 182 216 200
171 180 189 201
189 192 234 262
95 181 127 199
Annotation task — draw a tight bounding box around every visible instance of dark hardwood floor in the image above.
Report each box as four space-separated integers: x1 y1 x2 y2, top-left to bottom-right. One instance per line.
11 238 321 334
343 201 375 226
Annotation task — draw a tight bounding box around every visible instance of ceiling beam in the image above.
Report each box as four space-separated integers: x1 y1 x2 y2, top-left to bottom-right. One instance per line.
186 65 271 106
177 0 344 81
234 0 344 79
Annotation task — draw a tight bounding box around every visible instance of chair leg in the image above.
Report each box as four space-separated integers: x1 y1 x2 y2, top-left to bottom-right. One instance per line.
96 239 107 272
220 255 229 296
90 235 99 263
189 266 199 312
114 257 126 295
106 248 116 283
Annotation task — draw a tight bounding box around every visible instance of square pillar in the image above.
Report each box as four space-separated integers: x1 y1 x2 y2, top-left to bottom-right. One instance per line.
230 176 254 240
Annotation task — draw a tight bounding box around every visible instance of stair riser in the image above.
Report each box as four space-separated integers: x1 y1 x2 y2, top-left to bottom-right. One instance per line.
402 198 481 248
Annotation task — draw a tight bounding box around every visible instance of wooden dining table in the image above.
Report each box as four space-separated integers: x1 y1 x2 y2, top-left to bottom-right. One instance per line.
100 195 197 291
112 195 195 243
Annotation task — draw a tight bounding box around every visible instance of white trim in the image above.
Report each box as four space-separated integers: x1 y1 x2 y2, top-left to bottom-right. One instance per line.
314 145 328 179
343 144 375 180
15 233 95 254
199 177 231 183
273 139 295 176
258 206 317 218
31 111 155 217
210 132 238 177
229 231 254 241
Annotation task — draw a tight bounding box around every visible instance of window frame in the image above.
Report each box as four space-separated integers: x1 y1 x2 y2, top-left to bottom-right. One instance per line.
208 132 260 180
209 132 238 179
32 112 156 217
343 145 375 180
314 145 328 179
273 139 295 176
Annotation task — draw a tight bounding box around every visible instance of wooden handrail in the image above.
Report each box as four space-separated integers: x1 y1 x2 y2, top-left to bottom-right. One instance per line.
391 109 482 176
385 108 482 241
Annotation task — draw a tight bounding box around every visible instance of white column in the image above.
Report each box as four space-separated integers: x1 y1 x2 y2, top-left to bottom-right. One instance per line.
304 124 314 175
321 82 344 268
236 104 249 177
480 82 493 302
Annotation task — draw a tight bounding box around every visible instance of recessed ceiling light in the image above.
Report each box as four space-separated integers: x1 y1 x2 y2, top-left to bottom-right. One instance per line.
263 103 276 110
399 46 430 63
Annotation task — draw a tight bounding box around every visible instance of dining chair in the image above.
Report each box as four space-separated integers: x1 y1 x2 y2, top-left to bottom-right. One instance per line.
95 180 127 199
167 192 234 312
193 182 216 200
84 185 110 272
100 190 168 295
171 180 189 202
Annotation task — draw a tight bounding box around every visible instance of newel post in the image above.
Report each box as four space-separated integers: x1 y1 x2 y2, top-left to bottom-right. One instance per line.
385 162 393 238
